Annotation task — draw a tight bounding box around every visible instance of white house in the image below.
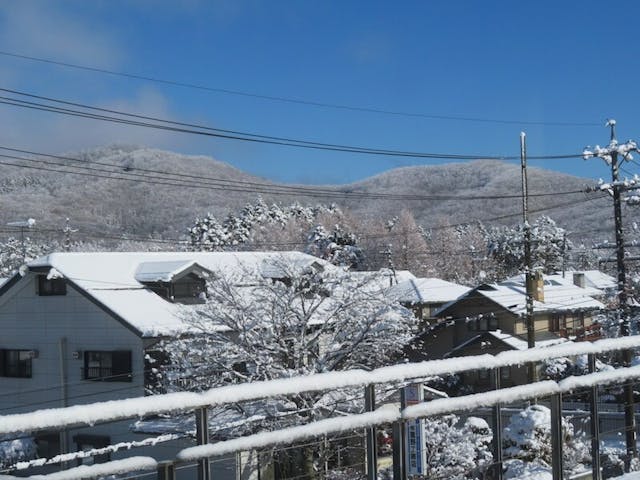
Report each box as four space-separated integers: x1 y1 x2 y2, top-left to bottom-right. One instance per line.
0 251 331 475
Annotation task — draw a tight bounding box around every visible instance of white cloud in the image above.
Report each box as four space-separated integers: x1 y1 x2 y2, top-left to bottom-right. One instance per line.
0 87 184 153
0 2 122 68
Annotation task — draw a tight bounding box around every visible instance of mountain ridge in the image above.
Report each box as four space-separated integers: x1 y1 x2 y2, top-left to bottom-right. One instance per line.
0 145 613 245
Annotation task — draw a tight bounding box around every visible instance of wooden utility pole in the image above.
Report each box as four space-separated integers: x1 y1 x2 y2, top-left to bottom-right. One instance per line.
520 132 537 384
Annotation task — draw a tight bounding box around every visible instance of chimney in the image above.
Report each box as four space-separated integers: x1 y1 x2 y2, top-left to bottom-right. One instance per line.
573 272 586 289
527 270 545 302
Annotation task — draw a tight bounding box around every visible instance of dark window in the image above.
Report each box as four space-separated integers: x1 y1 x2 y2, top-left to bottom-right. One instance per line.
0 349 33 378
488 316 499 331
37 276 66 296
468 318 477 331
478 369 490 382
478 317 488 330
172 276 206 303
83 351 132 382
35 432 61 459
73 434 110 465
500 366 511 380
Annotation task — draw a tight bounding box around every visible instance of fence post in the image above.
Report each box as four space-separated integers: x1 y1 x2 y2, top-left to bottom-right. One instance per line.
492 368 503 480
365 384 377 480
589 353 601 480
157 460 176 480
550 393 564 480
392 388 406 480
196 407 211 480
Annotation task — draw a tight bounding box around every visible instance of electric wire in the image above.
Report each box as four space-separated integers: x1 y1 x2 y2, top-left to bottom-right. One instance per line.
0 50 602 127
0 88 584 160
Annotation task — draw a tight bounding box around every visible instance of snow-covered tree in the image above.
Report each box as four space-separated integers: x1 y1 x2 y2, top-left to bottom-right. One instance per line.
157 261 414 475
422 415 493 479
503 405 589 478
385 210 429 275
305 224 365 269
160 263 414 391
0 236 55 277
189 198 342 252
484 216 570 280
422 220 487 284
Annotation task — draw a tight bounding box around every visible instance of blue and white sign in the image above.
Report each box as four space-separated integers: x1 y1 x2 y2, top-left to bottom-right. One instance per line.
404 385 426 475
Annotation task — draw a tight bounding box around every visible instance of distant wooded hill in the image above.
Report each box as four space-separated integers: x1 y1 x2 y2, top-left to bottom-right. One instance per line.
0 145 617 246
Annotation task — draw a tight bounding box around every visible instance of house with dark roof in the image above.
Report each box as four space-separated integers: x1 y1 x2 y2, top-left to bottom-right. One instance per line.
412 271 605 390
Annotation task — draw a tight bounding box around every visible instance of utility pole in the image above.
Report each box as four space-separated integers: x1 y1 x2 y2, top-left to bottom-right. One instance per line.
520 132 537 384
62 218 77 252
583 119 638 467
380 244 397 286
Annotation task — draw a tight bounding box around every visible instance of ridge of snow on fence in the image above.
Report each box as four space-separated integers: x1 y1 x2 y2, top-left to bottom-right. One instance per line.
177 365 640 461
2 335 640 434
7 456 158 480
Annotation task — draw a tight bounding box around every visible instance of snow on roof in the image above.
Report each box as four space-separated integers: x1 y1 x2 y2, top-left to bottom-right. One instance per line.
388 277 470 304
26 251 333 338
487 330 569 351
134 260 205 283
568 270 617 290
470 275 605 315
348 269 416 291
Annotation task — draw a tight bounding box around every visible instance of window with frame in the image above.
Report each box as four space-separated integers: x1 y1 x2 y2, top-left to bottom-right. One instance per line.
37 275 66 296
0 349 33 378
83 350 132 382
549 314 566 332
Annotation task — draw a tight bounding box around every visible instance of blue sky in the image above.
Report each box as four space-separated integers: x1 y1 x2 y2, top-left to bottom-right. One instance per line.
0 1 638 185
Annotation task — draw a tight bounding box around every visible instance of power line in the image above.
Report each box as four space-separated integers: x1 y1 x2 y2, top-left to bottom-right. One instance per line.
0 50 602 127
0 88 584 161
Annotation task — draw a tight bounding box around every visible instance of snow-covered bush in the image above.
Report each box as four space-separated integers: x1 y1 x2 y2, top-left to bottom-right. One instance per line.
503 405 589 477
0 435 37 468
422 415 493 479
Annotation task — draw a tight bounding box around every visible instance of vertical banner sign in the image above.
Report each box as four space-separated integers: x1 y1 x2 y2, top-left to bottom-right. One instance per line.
404 384 425 476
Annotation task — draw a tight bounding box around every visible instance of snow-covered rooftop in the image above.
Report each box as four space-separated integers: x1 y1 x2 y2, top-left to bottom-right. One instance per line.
487 330 569 351
388 277 470 304
24 251 335 337
134 260 205 283
473 275 604 315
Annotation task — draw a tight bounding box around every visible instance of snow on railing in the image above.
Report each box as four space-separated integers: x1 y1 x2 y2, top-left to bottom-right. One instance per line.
2 335 640 434
10 456 158 480
177 365 640 461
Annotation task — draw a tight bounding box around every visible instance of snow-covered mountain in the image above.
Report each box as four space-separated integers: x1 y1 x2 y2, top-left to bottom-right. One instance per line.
0 145 613 243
